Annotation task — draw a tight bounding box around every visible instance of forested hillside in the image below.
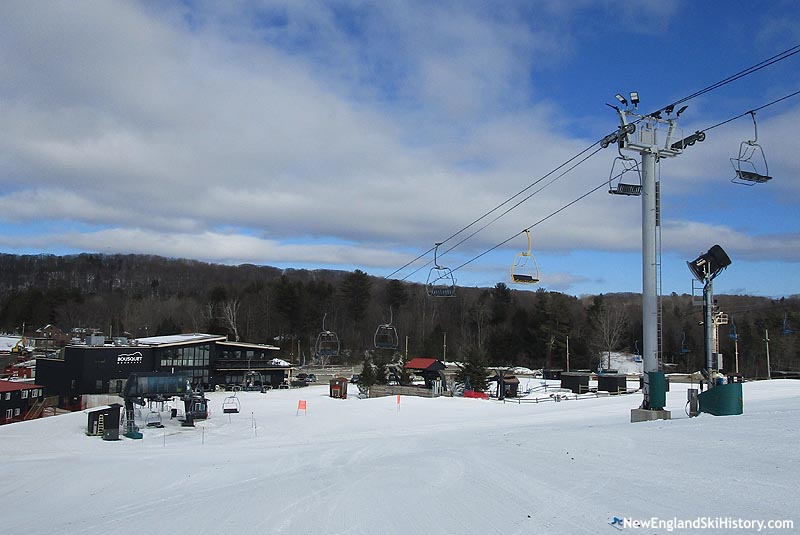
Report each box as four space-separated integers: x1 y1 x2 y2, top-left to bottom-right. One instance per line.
0 253 797 376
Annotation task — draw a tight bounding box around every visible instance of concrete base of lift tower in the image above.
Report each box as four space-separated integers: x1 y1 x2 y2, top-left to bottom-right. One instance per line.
630 408 671 423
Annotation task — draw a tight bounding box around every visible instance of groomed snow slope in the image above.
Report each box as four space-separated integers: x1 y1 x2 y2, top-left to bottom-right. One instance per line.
1 380 798 534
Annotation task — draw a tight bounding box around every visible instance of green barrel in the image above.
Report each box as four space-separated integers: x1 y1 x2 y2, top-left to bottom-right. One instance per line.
648 371 667 410
698 382 743 416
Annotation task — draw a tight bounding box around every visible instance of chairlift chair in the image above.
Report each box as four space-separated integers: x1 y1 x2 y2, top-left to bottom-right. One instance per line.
608 150 642 196
315 312 340 358
426 243 456 297
680 332 690 354
731 111 772 185
374 306 399 350
729 321 739 341
510 230 540 284
222 394 241 414
783 312 794 336
145 410 163 428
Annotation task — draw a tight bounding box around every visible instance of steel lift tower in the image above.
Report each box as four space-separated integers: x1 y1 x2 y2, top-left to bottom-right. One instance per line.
605 93 703 422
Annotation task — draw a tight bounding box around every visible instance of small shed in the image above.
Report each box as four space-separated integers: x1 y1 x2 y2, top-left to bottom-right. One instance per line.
329 377 348 399
560 372 590 394
86 403 123 440
543 368 563 380
491 372 520 398
404 358 447 389
597 373 627 394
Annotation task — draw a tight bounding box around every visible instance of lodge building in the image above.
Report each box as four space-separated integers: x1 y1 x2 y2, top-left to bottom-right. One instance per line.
36 333 290 409
0 380 45 425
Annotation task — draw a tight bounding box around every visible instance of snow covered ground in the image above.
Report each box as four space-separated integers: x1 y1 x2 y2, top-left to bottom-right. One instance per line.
606 352 644 375
1 380 798 534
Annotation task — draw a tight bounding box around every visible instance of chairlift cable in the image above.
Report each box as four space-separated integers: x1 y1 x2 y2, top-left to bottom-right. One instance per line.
612 45 800 139
451 178 610 273
450 89 800 275
703 88 800 133
385 140 603 280
398 145 604 282
669 45 800 109
387 48 800 282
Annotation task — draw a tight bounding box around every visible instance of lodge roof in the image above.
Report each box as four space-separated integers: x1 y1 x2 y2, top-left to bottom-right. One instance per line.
404 358 445 371
0 380 44 393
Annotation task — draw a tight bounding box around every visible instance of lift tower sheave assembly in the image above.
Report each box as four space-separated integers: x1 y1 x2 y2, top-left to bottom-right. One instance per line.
608 93 695 422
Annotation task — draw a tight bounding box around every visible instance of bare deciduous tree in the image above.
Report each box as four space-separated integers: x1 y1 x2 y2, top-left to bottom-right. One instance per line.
221 299 240 341
590 298 628 370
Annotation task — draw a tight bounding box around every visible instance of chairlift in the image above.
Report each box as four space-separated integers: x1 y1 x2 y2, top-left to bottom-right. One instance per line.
783 312 794 336
222 394 241 414
608 148 643 196
315 312 340 358
145 410 163 428
244 371 263 391
731 111 772 185
680 332 690 354
510 230 540 284
374 306 399 350
426 243 456 297
729 321 739 342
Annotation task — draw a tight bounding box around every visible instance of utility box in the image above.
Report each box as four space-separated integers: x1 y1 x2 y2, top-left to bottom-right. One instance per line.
86 403 122 440
648 371 667 410
329 377 348 399
560 372 590 394
598 374 627 394
698 382 743 416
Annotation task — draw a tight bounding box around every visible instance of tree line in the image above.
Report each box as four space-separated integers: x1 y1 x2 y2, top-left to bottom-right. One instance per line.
0 253 797 377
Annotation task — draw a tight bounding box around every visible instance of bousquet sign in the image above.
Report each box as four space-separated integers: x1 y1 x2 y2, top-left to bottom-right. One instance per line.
116 351 144 365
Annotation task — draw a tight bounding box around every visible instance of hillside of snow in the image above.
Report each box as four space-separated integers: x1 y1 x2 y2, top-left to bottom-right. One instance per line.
1 380 798 534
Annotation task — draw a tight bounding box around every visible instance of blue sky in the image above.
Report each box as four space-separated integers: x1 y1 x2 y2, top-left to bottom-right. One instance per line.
0 0 798 297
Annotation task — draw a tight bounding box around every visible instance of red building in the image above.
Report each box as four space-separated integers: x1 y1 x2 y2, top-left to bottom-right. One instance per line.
404 358 448 389
0 380 46 425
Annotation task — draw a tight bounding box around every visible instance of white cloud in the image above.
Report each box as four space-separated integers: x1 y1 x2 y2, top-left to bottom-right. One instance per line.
0 1 797 295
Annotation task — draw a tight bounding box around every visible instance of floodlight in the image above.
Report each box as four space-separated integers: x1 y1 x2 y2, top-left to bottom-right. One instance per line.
630 92 639 107
650 111 662 119
615 93 628 107
664 104 675 115
687 244 732 281
676 105 688 117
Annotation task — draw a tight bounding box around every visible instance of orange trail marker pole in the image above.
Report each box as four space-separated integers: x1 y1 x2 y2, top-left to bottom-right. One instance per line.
396 394 401 412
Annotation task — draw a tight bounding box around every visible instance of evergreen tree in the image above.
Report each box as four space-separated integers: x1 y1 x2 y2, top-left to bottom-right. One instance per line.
359 354 376 388
455 346 489 391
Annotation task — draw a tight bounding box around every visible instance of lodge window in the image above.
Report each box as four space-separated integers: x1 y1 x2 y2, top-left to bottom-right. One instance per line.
14 408 20 416
159 345 210 368
21 390 28 399
5 409 11 420
3 393 9 401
